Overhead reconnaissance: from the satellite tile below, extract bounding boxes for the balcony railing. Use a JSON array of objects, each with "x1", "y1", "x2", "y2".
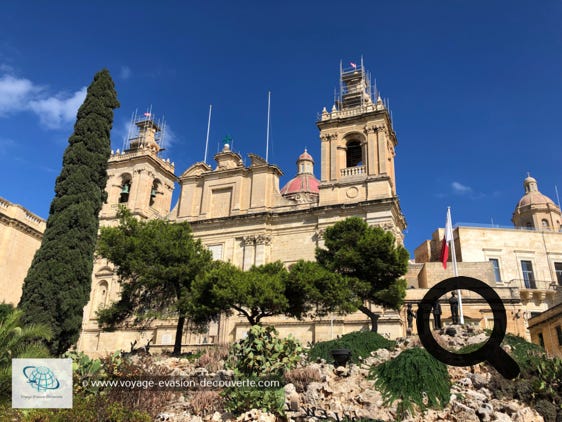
[
  {"x1": 504, "y1": 279, "x2": 559, "y2": 291},
  {"x1": 340, "y1": 166, "x2": 366, "y2": 177}
]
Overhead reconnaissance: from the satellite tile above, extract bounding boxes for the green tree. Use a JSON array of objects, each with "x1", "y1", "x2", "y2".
[
  {"x1": 189, "y1": 260, "x2": 357, "y2": 326},
  {"x1": 96, "y1": 209, "x2": 213, "y2": 355},
  {"x1": 284, "y1": 260, "x2": 361, "y2": 318},
  {"x1": 19, "y1": 69, "x2": 119, "y2": 355},
  {"x1": 0, "y1": 309, "x2": 52, "y2": 401},
  {"x1": 316, "y1": 217, "x2": 409, "y2": 332},
  {"x1": 190, "y1": 261, "x2": 289, "y2": 326}
]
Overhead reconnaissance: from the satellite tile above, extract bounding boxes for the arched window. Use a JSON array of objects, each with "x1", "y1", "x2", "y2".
[
  {"x1": 542, "y1": 219, "x2": 550, "y2": 229},
  {"x1": 150, "y1": 180, "x2": 160, "y2": 207},
  {"x1": 526, "y1": 222, "x2": 533, "y2": 229},
  {"x1": 346, "y1": 140, "x2": 362, "y2": 167},
  {"x1": 119, "y1": 176, "x2": 132, "y2": 203},
  {"x1": 90, "y1": 280, "x2": 109, "y2": 319}
]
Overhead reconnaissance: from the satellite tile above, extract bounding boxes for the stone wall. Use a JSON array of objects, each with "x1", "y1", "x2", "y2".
[{"x1": 0, "y1": 197, "x2": 45, "y2": 305}]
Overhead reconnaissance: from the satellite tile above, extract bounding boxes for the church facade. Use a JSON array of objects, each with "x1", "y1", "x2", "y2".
[
  {"x1": 78, "y1": 63, "x2": 410, "y2": 355},
  {"x1": 1, "y1": 62, "x2": 534, "y2": 355}
]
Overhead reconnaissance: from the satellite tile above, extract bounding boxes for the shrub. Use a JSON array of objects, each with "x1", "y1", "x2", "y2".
[
  {"x1": 222, "y1": 380, "x2": 285, "y2": 416},
  {"x1": 188, "y1": 390, "x2": 224, "y2": 417},
  {"x1": 101, "y1": 354, "x2": 175, "y2": 418},
  {"x1": 308, "y1": 331, "x2": 395, "y2": 364},
  {"x1": 222, "y1": 325, "x2": 300, "y2": 416},
  {"x1": 226, "y1": 325, "x2": 302, "y2": 377},
  {"x1": 370, "y1": 347, "x2": 450, "y2": 418},
  {"x1": 284, "y1": 366, "x2": 322, "y2": 392},
  {"x1": 63, "y1": 350, "x2": 105, "y2": 395},
  {"x1": 534, "y1": 399, "x2": 557, "y2": 422},
  {"x1": 196, "y1": 345, "x2": 229, "y2": 372},
  {"x1": 0, "y1": 309, "x2": 52, "y2": 403},
  {"x1": 5, "y1": 394, "x2": 152, "y2": 421}
]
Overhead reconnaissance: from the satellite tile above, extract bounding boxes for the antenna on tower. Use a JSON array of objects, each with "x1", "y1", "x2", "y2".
[
  {"x1": 204, "y1": 104, "x2": 212, "y2": 163},
  {"x1": 159, "y1": 117, "x2": 166, "y2": 153},
  {"x1": 123, "y1": 109, "x2": 136, "y2": 151},
  {"x1": 266, "y1": 91, "x2": 271, "y2": 162},
  {"x1": 339, "y1": 60, "x2": 343, "y2": 110}
]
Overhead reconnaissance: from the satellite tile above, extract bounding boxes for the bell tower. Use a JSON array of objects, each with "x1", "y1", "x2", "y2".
[
  {"x1": 99, "y1": 113, "x2": 176, "y2": 223},
  {"x1": 317, "y1": 60, "x2": 405, "y2": 240}
]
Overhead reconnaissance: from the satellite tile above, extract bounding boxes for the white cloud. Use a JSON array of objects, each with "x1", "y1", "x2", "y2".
[
  {"x1": 451, "y1": 181, "x2": 472, "y2": 194},
  {"x1": 0, "y1": 74, "x2": 39, "y2": 113},
  {"x1": 119, "y1": 66, "x2": 131, "y2": 80},
  {"x1": 0, "y1": 70, "x2": 86, "y2": 129},
  {"x1": 28, "y1": 87, "x2": 87, "y2": 129}
]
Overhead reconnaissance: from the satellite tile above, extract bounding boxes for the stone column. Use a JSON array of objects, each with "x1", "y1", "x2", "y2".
[
  {"x1": 242, "y1": 236, "x2": 256, "y2": 270},
  {"x1": 254, "y1": 234, "x2": 272, "y2": 266},
  {"x1": 365, "y1": 125, "x2": 379, "y2": 176}
]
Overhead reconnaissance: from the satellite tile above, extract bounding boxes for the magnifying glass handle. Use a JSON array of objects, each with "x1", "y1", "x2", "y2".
[{"x1": 486, "y1": 348, "x2": 520, "y2": 380}]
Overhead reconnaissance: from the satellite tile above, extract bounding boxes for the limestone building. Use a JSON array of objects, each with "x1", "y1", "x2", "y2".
[
  {"x1": 528, "y1": 303, "x2": 562, "y2": 357},
  {"x1": 0, "y1": 197, "x2": 45, "y2": 305},
  {"x1": 78, "y1": 62, "x2": 410, "y2": 355},
  {"x1": 414, "y1": 176, "x2": 562, "y2": 330}
]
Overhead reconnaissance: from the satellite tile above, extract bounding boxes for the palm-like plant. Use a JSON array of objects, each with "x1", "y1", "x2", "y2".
[{"x1": 0, "y1": 308, "x2": 52, "y2": 401}]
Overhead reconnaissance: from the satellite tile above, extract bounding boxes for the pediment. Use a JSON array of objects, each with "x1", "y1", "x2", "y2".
[
  {"x1": 179, "y1": 162, "x2": 212, "y2": 178},
  {"x1": 95, "y1": 265, "x2": 114, "y2": 278}
]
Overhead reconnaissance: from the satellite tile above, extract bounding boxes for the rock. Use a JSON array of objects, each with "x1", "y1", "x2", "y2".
[
  {"x1": 215, "y1": 369, "x2": 234, "y2": 380},
  {"x1": 457, "y1": 377, "x2": 472, "y2": 387},
  {"x1": 373, "y1": 348, "x2": 390, "y2": 360},
  {"x1": 445, "y1": 327, "x2": 457, "y2": 336},
  {"x1": 157, "y1": 413, "x2": 174, "y2": 421},
  {"x1": 284, "y1": 383, "x2": 296, "y2": 395},
  {"x1": 334, "y1": 366, "x2": 350, "y2": 377},
  {"x1": 512, "y1": 407, "x2": 544, "y2": 422},
  {"x1": 210, "y1": 412, "x2": 222, "y2": 422},
  {"x1": 493, "y1": 412, "x2": 513, "y2": 422},
  {"x1": 502, "y1": 344, "x2": 512, "y2": 353},
  {"x1": 502, "y1": 401, "x2": 521, "y2": 415},
  {"x1": 478, "y1": 387, "x2": 493, "y2": 399},
  {"x1": 464, "y1": 389, "x2": 487, "y2": 403},
  {"x1": 476, "y1": 403, "x2": 493, "y2": 421},
  {"x1": 466, "y1": 333, "x2": 489, "y2": 345},
  {"x1": 468, "y1": 372, "x2": 490, "y2": 388}
]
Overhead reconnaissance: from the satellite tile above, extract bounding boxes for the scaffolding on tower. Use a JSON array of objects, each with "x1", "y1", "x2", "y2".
[{"x1": 123, "y1": 106, "x2": 167, "y2": 156}]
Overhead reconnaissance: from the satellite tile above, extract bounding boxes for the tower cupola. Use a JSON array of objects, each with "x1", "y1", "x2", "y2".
[{"x1": 512, "y1": 174, "x2": 561, "y2": 231}]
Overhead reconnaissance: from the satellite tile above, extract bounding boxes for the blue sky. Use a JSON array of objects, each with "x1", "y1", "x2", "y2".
[{"x1": 1, "y1": 2, "x2": 561, "y2": 256}]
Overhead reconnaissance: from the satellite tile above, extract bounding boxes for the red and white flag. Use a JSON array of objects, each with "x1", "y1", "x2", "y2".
[
  {"x1": 440, "y1": 208, "x2": 453, "y2": 269},
  {"x1": 350, "y1": 62, "x2": 357, "y2": 69}
]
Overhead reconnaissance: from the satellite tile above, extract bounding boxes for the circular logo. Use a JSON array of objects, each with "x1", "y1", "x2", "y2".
[
  {"x1": 416, "y1": 276, "x2": 520, "y2": 380},
  {"x1": 23, "y1": 366, "x2": 61, "y2": 392}
]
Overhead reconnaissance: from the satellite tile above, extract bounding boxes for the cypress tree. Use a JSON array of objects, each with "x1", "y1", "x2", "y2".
[{"x1": 19, "y1": 69, "x2": 119, "y2": 355}]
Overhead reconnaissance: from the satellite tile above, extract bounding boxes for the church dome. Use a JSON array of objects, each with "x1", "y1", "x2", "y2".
[
  {"x1": 516, "y1": 176, "x2": 556, "y2": 208},
  {"x1": 280, "y1": 173, "x2": 320, "y2": 196},
  {"x1": 512, "y1": 174, "x2": 561, "y2": 230},
  {"x1": 280, "y1": 149, "x2": 320, "y2": 200}
]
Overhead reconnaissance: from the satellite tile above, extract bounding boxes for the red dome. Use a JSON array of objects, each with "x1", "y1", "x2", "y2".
[
  {"x1": 298, "y1": 150, "x2": 314, "y2": 162},
  {"x1": 281, "y1": 173, "x2": 320, "y2": 196}
]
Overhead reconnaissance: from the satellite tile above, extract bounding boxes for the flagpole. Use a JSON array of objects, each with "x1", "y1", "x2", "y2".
[
  {"x1": 265, "y1": 91, "x2": 271, "y2": 162},
  {"x1": 204, "y1": 104, "x2": 212, "y2": 164},
  {"x1": 448, "y1": 206, "x2": 464, "y2": 324}
]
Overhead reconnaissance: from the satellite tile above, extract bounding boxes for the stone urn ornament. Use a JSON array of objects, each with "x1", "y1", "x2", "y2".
[{"x1": 331, "y1": 348, "x2": 352, "y2": 367}]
